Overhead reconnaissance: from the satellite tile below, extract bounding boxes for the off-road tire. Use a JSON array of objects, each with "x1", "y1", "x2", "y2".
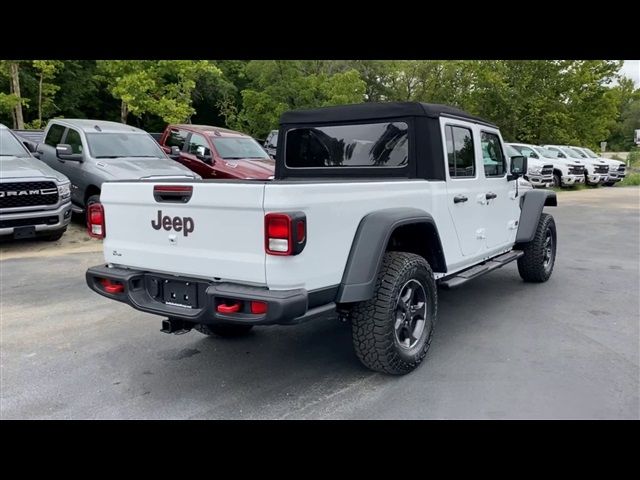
[
  {"x1": 349, "y1": 252, "x2": 437, "y2": 375},
  {"x1": 194, "y1": 323, "x2": 254, "y2": 337},
  {"x1": 517, "y1": 213, "x2": 557, "y2": 283},
  {"x1": 604, "y1": 181, "x2": 616, "y2": 187}
]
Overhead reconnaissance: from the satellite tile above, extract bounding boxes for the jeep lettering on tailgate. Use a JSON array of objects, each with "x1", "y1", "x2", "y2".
[{"x1": 151, "y1": 210, "x2": 194, "y2": 236}]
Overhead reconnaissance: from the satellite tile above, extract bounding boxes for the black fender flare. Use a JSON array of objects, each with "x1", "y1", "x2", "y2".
[
  {"x1": 515, "y1": 189, "x2": 557, "y2": 244},
  {"x1": 336, "y1": 207, "x2": 445, "y2": 304}
]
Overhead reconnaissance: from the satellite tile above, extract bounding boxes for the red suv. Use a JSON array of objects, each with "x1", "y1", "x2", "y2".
[{"x1": 158, "y1": 124, "x2": 274, "y2": 179}]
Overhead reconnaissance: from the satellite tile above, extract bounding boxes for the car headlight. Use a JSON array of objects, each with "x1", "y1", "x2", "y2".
[{"x1": 58, "y1": 182, "x2": 71, "y2": 199}]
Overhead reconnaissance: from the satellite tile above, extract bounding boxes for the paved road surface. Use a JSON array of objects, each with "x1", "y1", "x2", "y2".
[{"x1": 1, "y1": 187, "x2": 638, "y2": 419}]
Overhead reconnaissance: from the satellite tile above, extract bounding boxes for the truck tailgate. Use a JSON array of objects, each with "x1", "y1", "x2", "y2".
[{"x1": 101, "y1": 181, "x2": 266, "y2": 285}]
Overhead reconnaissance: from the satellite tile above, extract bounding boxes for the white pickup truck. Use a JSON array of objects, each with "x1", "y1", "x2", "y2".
[{"x1": 86, "y1": 102, "x2": 558, "y2": 375}]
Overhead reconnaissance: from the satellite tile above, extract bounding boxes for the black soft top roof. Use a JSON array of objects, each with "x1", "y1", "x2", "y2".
[{"x1": 280, "y1": 101, "x2": 496, "y2": 128}]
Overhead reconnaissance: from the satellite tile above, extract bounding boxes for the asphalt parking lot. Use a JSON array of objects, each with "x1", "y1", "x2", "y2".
[{"x1": 1, "y1": 187, "x2": 638, "y2": 419}]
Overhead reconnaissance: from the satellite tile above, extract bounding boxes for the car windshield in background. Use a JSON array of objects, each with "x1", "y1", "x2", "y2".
[
  {"x1": 582, "y1": 148, "x2": 600, "y2": 158},
  {"x1": 534, "y1": 146, "x2": 558, "y2": 158},
  {"x1": 0, "y1": 129, "x2": 30, "y2": 158},
  {"x1": 212, "y1": 137, "x2": 270, "y2": 160},
  {"x1": 86, "y1": 132, "x2": 165, "y2": 159},
  {"x1": 570, "y1": 148, "x2": 587, "y2": 158},
  {"x1": 511, "y1": 144, "x2": 537, "y2": 157},
  {"x1": 285, "y1": 122, "x2": 409, "y2": 168},
  {"x1": 505, "y1": 144, "x2": 521, "y2": 157},
  {"x1": 560, "y1": 147, "x2": 582, "y2": 159}
]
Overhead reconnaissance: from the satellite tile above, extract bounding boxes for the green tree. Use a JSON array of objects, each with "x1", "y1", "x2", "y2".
[
  {"x1": 30, "y1": 60, "x2": 64, "y2": 128},
  {"x1": 96, "y1": 60, "x2": 221, "y2": 124},
  {"x1": 0, "y1": 61, "x2": 28, "y2": 128}
]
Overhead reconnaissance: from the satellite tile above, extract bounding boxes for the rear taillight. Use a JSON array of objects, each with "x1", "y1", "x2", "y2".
[
  {"x1": 265, "y1": 212, "x2": 306, "y2": 256},
  {"x1": 87, "y1": 203, "x2": 105, "y2": 239}
]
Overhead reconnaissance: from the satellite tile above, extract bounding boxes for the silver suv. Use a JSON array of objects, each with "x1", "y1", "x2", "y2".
[{"x1": 38, "y1": 119, "x2": 199, "y2": 213}]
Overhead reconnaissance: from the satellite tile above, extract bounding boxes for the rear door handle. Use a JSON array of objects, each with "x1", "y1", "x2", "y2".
[
  {"x1": 485, "y1": 192, "x2": 497, "y2": 200},
  {"x1": 453, "y1": 195, "x2": 468, "y2": 204}
]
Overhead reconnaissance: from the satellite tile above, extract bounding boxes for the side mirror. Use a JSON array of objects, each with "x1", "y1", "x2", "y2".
[
  {"x1": 529, "y1": 152, "x2": 538, "y2": 158},
  {"x1": 23, "y1": 140, "x2": 37, "y2": 153},
  {"x1": 168, "y1": 145, "x2": 181, "y2": 160},
  {"x1": 56, "y1": 144, "x2": 83, "y2": 162},
  {"x1": 508, "y1": 155, "x2": 527, "y2": 181}
]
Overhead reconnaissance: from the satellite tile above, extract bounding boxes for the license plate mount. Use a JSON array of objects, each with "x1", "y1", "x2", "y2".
[{"x1": 161, "y1": 279, "x2": 198, "y2": 308}]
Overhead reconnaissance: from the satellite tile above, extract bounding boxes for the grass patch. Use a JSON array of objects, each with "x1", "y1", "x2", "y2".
[{"x1": 620, "y1": 172, "x2": 640, "y2": 186}]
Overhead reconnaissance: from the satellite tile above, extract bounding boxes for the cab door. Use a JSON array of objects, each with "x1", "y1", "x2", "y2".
[
  {"x1": 478, "y1": 129, "x2": 520, "y2": 251},
  {"x1": 183, "y1": 132, "x2": 217, "y2": 178},
  {"x1": 443, "y1": 120, "x2": 486, "y2": 259}
]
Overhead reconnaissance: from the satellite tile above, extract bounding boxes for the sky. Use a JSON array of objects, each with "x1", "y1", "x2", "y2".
[{"x1": 620, "y1": 60, "x2": 640, "y2": 86}]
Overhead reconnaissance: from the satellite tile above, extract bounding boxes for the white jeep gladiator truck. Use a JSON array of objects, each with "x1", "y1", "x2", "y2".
[{"x1": 86, "y1": 102, "x2": 558, "y2": 375}]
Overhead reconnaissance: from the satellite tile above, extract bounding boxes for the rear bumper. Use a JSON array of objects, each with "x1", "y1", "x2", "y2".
[
  {"x1": 86, "y1": 264, "x2": 331, "y2": 326},
  {"x1": 0, "y1": 201, "x2": 72, "y2": 237}
]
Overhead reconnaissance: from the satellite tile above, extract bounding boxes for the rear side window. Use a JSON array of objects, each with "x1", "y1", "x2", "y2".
[
  {"x1": 65, "y1": 128, "x2": 84, "y2": 154},
  {"x1": 165, "y1": 129, "x2": 188, "y2": 150},
  {"x1": 45, "y1": 124, "x2": 65, "y2": 146},
  {"x1": 481, "y1": 131, "x2": 506, "y2": 177},
  {"x1": 285, "y1": 122, "x2": 409, "y2": 168},
  {"x1": 445, "y1": 125, "x2": 475, "y2": 178}
]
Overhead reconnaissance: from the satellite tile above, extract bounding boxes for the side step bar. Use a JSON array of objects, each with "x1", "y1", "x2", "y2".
[{"x1": 439, "y1": 250, "x2": 524, "y2": 289}]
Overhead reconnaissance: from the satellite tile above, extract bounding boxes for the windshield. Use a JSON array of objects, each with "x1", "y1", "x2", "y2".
[
  {"x1": 212, "y1": 137, "x2": 270, "y2": 160},
  {"x1": 86, "y1": 132, "x2": 166, "y2": 158},
  {"x1": 504, "y1": 144, "x2": 521, "y2": 157},
  {"x1": 560, "y1": 147, "x2": 582, "y2": 159},
  {"x1": 0, "y1": 129, "x2": 31, "y2": 158},
  {"x1": 510, "y1": 144, "x2": 538, "y2": 158},
  {"x1": 570, "y1": 148, "x2": 587, "y2": 158},
  {"x1": 534, "y1": 146, "x2": 558, "y2": 158},
  {"x1": 582, "y1": 147, "x2": 599, "y2": 158}
]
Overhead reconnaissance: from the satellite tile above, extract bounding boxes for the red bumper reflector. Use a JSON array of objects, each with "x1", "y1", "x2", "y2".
[
  {"x1": 250, "y1": 301, "x2": 268, "y2": 314},
  {"x1": 217, "y1": 302, "x2": 242, "y2": 313},
  {"x1": 100, "y1": 278, "x2": 124, "y2": 294}
]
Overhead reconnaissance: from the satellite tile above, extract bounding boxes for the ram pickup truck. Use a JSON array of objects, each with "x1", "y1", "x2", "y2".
[
  {"x1": 509, "y1": 143, "x2": 585, "y2": 188},
  {"x1": 570, "y1": 146, "x2": 626, "y2": 186},
  {"x1": 157, "y1": 124, "x2": 274, "y2": 180},
  {"x1": 543, "y1": 144, "x2": 609, "y2": 186},
  {"x1": 505, "y1": 143, "x2": 553, "y2": 187},
  {"x1": 86, "y1": 102, "x2": 558, "y2": 375},
  {"x1": 0, "y1": 124, "x2": 71, "y2": 240},
  {"x1": 37, "y1": 119, "x2": 199, "y2": 214}
]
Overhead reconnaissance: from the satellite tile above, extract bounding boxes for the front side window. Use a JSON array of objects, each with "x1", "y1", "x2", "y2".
[
  {"x1": 65, "y1": 128, "x2": 84, "y2": 154},
  {"x1": 582, "y1": 148, "x2": 599, "y2": 158},
  {"x1": 446, "y1": 125, "x2": 475, "y2": 178},
  {"x1": 285, "y1": 122, "x2": 409, "y2": 168},
  {"x1": 481, "y1": 132, "x2": 506, "y2": 177},
  {"x1": 534, "y1": 146, "x2": 558, "y2": 158},
  {"x1": 547, "y1": 146, "x2": 566, "y2": 158},
  {"x1": 86, "y1": 132, "x2": 165, "y2": 159},
  {"x1": 45, "y1": 124, "x2": 65, "y2": 146},
  {"x1": 570, "y1": 148, "x2": 587, "y2": 158},
  {"x1": 186, "y1": 133, "x2": 211, "y2": 157}
]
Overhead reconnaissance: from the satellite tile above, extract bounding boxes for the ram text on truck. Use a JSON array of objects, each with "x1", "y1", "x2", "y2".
[{"x1": 86, "y1": 102, "x2": 558, "y2": 375}]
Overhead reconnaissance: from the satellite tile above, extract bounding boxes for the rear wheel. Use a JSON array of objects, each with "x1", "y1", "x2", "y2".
[
  {"x1": 349, "y1": 252, "x2": 437, "y2": 375},
  {"x1": 517, "y1": 213, "x2": 557, "y2": 283},
  {"x1": 194, "y1": 323, "x2": 254, "y2": 337}
]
